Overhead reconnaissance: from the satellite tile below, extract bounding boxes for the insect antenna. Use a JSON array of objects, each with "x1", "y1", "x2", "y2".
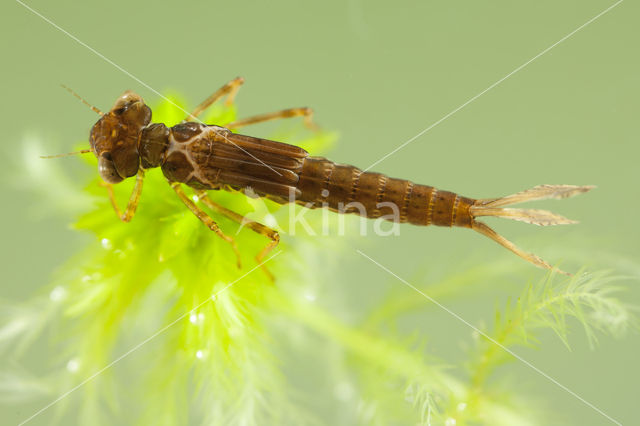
[
  {"x1": 61, "y1": 84, "x2": 104, "y2": 116},
  {"x1": 40, "y1": 85, "x2": 100, "y2": 159},
  {"x1": 40, "y1": 149, "x2": 93, "y2": 159}
]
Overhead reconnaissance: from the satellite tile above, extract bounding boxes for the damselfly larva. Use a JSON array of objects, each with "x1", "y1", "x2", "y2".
[{"x1": 48, "y1": 78, "x2": 593, "y2": 277}]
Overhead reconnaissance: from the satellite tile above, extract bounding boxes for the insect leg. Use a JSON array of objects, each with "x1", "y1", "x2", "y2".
[
  {"x1": 185, "y1": 76, "x2": 245, "y2": 121},
  {"x1": 170, "y1": 183, "x2": 242, "y2": 268},
  {"x1": 100, "y1": 168, "x2": 145, "y2": 222},
  {"x1": 226, "y1": 107, "x2": 318, "y2": 131},
  {"x1": 196, "y1": 191, "x2": 280, "y2": 281}
]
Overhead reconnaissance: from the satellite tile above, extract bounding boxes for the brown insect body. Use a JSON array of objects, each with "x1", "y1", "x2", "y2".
[
  {"x1": 91, "y1": 94, "x2": 473, "y2": 227},
  {"x1": 78, "y1": 82, "x2": 592, "y2": 276}
]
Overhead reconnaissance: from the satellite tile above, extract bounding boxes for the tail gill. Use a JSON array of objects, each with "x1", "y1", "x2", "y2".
[{"x1": 468, "y1": 184, "x2": 594, "y2": 275}]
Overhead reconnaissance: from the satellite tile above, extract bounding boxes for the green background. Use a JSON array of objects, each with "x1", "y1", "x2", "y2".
[{"x1": 1, "y1": 0, "x2": 638, "y2": 424}]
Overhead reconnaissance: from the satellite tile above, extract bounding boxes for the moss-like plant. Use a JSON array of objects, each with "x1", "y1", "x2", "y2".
[{"x1": 1, "y1": 95, "x2": 635, "y2": 425}]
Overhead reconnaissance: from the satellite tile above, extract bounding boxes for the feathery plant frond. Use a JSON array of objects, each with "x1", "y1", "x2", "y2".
[
  {"x1": 471, "y1": 271, "x2": 632, "y2": 388},
  {"x1": 462, "y1": 270, "x2": 634, "y2": 425},
  {"x1": 358, "y1": 263, "x2": 635, "y2": 425},
  {"x1": 2, "y1": 94, "x2": 337, "y2": 426}
]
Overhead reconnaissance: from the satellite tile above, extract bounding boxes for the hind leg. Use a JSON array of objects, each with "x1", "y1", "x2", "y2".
[
  {"x1": 171, "y1": 183, "x2": 242, "y2": 268},
  {"x1": 196, "y1": 191, "x2": 280, "y2": 281}
]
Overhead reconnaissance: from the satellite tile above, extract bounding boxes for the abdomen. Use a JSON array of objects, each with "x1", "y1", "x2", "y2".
[{"x1": 295, "y1": 157, "x2": 475, "y2": 227}]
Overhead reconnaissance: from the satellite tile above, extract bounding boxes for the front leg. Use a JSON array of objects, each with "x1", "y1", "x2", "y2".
[
  {"x1": 100, "y1": 168, "x2": 145, "y2": 222},
  {"x1": 171, "y1": 182, "x2": 242, "y2": 268}
]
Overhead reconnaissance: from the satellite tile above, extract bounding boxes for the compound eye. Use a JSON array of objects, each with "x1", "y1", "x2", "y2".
[
  {"x1": 113, "y1": 91, "x2": 143, "y2": 112},
  {"x1": 98, "y1": 153, "x2": 124, "y2": 184}
]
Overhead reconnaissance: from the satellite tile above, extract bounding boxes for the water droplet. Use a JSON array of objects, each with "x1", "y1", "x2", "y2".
[
  {"x1": 198, "y1": 313, "x2": 205, "y2": 322},
  {"x1": 195, "y1": 350, "x2": 205, "y2": 359},
  {"x1": 211, "y1": 282, "x2": 226, "y2": 301},
  {"x1": 101, "y1": 238, "x2": 112, "y2": 250},
  {"x1": 189, "y1": 313, "x2": 198, "y2": 324},
  {"x1": 321, "y1": 189, "x2": 330, "y2": 198},
  {"x1": 66, "y1": 358, "x2": 79, "y2": 373},
  {"x1": 49, "y1": 286, "x2": 67, "y2": 302},
  {"x1": 192, "y1": 195, "x2": 199, "y2": 202},
  {"x1": 445, "y1": 418, "x2": 456, "y2": 426},
  {"x1": 457, "y1": 402, "x2": 467, "y2": 412}
]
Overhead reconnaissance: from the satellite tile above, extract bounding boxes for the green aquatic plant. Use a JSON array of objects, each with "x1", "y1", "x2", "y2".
[{"x1": 1, "y1": 94, "x2": 635, "y2": 425}]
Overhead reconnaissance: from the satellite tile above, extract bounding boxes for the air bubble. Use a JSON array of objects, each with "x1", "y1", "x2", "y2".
[
  {"x1": 101, "y1": 238, "x2": 112, "y2": 250},
  {"x1": 264, "y1": 214, "x2": 278, "y2": 228},
  {"x1": 334, "y1": 382, "x2": 354, "y2": 401},
  {"x1": 49, "y1": 286, "x2": 67, "y2": 302},
  {"x1": 66, "y1": 358, "x2": 79, "y2": 373}
]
